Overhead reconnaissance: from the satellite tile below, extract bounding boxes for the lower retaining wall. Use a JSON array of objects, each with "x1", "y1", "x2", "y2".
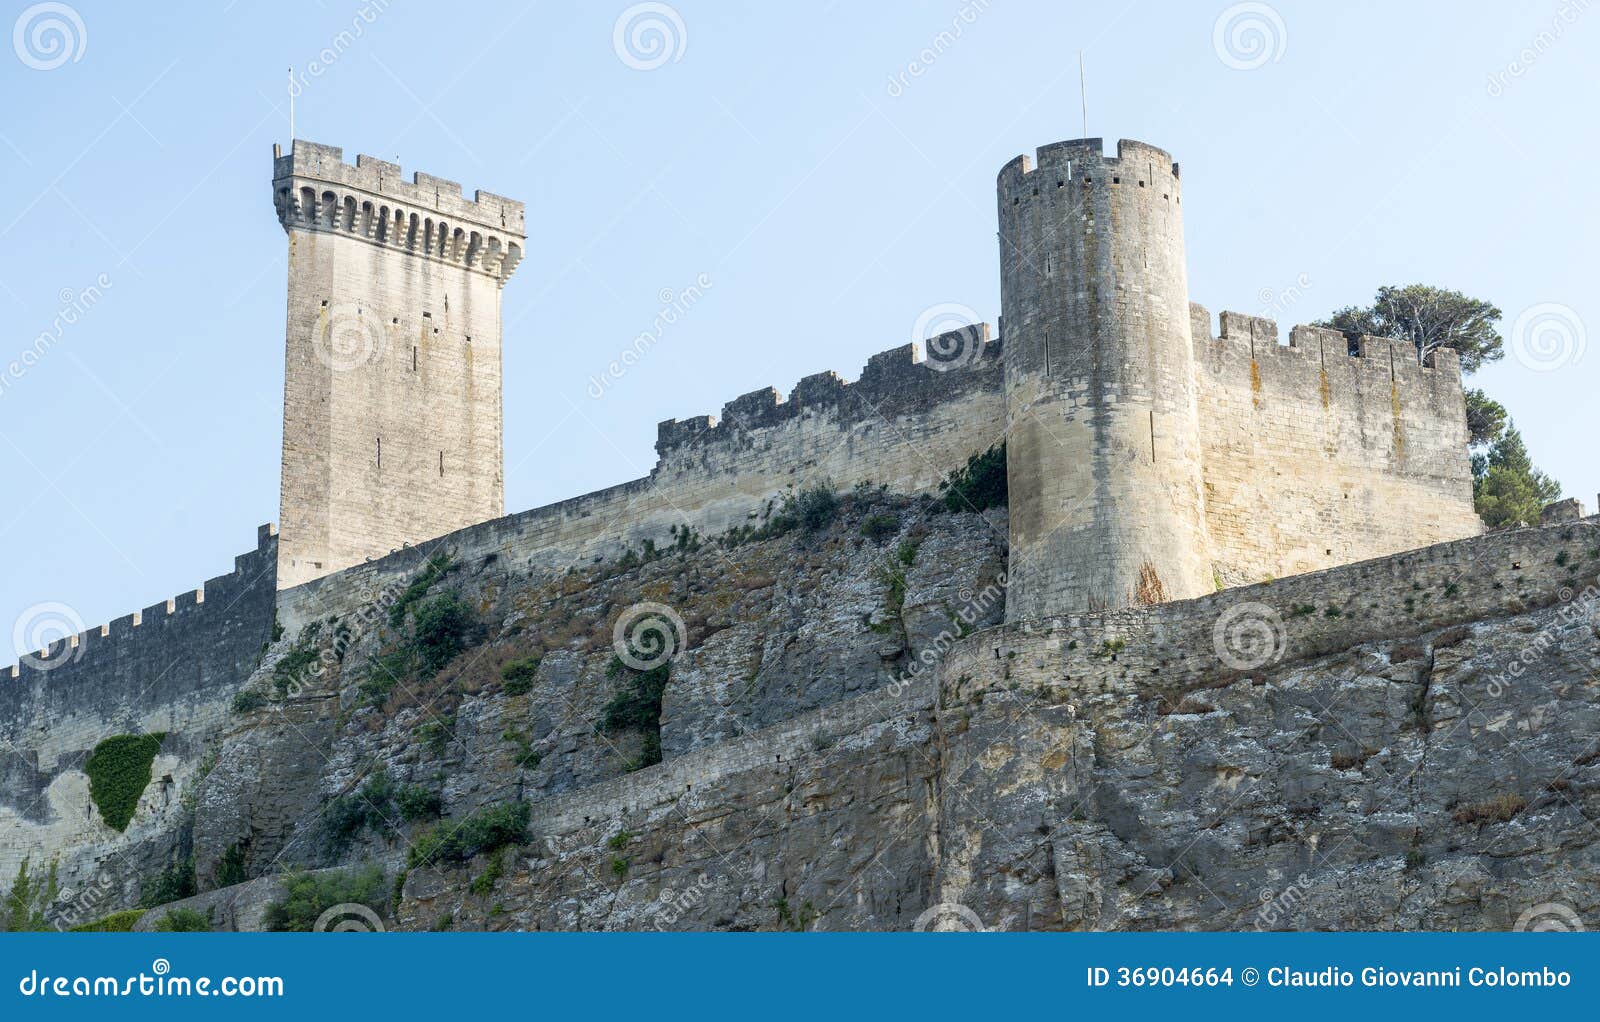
[{"x1": 942, "y1": 515, "x2": 1600, "y2": 707}]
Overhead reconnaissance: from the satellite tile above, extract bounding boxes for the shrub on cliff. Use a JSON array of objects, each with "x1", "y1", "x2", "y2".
[
  {"x1": 768, "y1": 485, "x2": 839, "y2": 535},
  {"x1": 153, "y1": 908, "x2": 211, "y2": 932},
  {"x1": 940, "y1": 442, "x2": 1006, "y2": 513},
  {"x1": 263, "y1": 865, "x2": 387, "y2": 932},
  {"x1": 83, "y1": 732, "x2": 166, "y2": 832},
  {"x1": 407, "y1": 801, "x2": 530, "y2": 869}
]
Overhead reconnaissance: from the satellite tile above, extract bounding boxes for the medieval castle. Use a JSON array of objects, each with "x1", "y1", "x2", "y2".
[
  {"x1": 10, "y1": 135, "x2": 1561, "y2": 934},
  {"x1": 4, "y1": 134, "x2": 1484, "y2": 680}
]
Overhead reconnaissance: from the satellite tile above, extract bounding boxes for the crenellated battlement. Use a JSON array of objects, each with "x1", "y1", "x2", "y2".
[
  {"x1": 1193, "y1": 304, "x2": 1463, "y2": 380},
  {"x1": 655, "y1": 326, "x2": 998, "y2": 458},
  {"x1": 2, "y1": 524, "x2": 277, "y2": 682},
  {"x1": 997, "y1": 137, "x2": 1180, "y2": 201},
  {"x1": 272, "y1": 140, "x2": 524, "y2": 282}
]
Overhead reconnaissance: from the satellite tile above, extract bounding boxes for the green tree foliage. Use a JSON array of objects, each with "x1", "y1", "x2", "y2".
[
  {"x1": 153, "y1": 908, "x2": 211, "y2": 932},
  {"x1": 599, "y1": 657, "x2": 670, "y2": 770},
  {"x1": 3, "y1": 857, "x2": 58, "y2": 932},
  {"x1": 140, "y1": 859, "x2": 196, "y2": 908},
  {"x1": 1317, "y1": 284, "x2": 1504, "y2": 373},
  {"x1": 939, "y1": 442, "x2": 1007, "y2": 513},
  {"x1": 1464, "y1": 388, "x2": 1509, "y2": 448},
  {"x1": 263, "y1": 866, "x2": 387, "y2": 932},
  {"x1": 83, "y1": 733, "x2": 166, "y2": 832},
  {"x1": 407, "y1": 802, "x2": 530, "y2": 869},
  {"x1": 1473, "y1": 423, "x2": 1562, "y2": 528}
]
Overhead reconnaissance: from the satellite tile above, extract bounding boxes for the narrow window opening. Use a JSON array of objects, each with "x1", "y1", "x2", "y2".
[
  {"x1": 1043, "y1": 330, "x2": 1051, "y2": 376},
  {"x1": 412, "y1": 346, "x2": 418, "y2": 371},
  {"x1": 1149, "y1": 410, "x2": 1156, "y2": 462},
  {"x1": 320, "y1": 299, "x2": 328, "y2": 307},
  {"x1": 422, "y1": 310, "x2": 432, "y2": 319},
  {"x1": 439, "y1": 451, "x2": 444, "y2": 477},
  {"x1": 376, "y1": 436, "x2": 381, "y2": 469}
]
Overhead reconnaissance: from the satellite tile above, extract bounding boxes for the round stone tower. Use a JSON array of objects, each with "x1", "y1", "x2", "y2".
[{"x1": 997, "y1": 138, "x2": 1212, "y2": 620}]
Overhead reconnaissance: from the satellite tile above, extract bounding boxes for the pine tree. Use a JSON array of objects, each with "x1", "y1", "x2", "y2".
[{"x1": 1473, "y1": 423, "x2": 1562, "y2": 528}]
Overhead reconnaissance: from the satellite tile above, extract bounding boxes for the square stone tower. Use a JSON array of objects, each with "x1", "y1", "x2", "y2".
[{"x1": 271, "y1": 140, "x2": 525, "y2": 589}]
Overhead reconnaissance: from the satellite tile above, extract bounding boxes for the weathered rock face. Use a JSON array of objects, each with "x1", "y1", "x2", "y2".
[{"x1": 11, "y1": 501, "x2": 1600, "y2": 933}]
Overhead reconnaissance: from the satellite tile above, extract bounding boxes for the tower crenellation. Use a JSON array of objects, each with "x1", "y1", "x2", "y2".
[{"x1": 273, "y1": 139, "x2": 525, "y2": 589}]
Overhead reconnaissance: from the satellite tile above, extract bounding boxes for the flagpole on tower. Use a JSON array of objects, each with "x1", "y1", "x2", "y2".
[{"x1": 1078, "y1": 51, "x2": 1088, "y2": 138}]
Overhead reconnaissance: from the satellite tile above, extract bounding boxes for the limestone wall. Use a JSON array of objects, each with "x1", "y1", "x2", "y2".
[
  {"x1": 998, "y1": 138, "x2": 1213, "y2": 619},
  {"x1": 1193, "y1": 306, "x2": 1482, "y2": 586},
  {"x1": 273, "y1": 140, "x2": 524, "y2": 589},
  {"x1": 0, "y1": 526, "x2": 278, "y2": 911},
  {"x1": 280, "y1": 330, "x2": 1006, "y2": 627}
]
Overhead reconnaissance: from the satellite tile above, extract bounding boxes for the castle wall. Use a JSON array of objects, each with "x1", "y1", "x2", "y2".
[
  {"x1": 280, "y1": 331, "x2": 1005, "y2": 627},
  {"x1": 0, "y1": 527, "x2": 278, "y2": 908},
  {"x1": 273, "y1": 141, "x2": 524, "y2": 589},
  {"x1": 1193, "y1": 307, "x2": 1482, "y2": 586},
  {"x1": 997, "y1": 139, "x2": 1212, "y2": 619}
]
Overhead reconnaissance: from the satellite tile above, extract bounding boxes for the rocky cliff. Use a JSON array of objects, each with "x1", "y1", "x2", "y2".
[{"x1": 7, "y1": 490, "x2": 1598, "y2": 932}]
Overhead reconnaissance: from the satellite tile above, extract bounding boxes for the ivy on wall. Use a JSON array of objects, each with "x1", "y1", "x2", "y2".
[{"x1": 83, "y1": 733, "x2": 166, "y2": 832}]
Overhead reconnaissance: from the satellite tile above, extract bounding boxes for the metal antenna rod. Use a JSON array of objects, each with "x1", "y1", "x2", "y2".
[{"x1": 1078, "y1": 51, "x2": 1088, "y2": 138}]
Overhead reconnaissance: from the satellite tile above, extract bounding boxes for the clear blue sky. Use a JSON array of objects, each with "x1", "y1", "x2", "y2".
[{"x1": 1, "y1": 0, "x2": 1595, "y2": 659}]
